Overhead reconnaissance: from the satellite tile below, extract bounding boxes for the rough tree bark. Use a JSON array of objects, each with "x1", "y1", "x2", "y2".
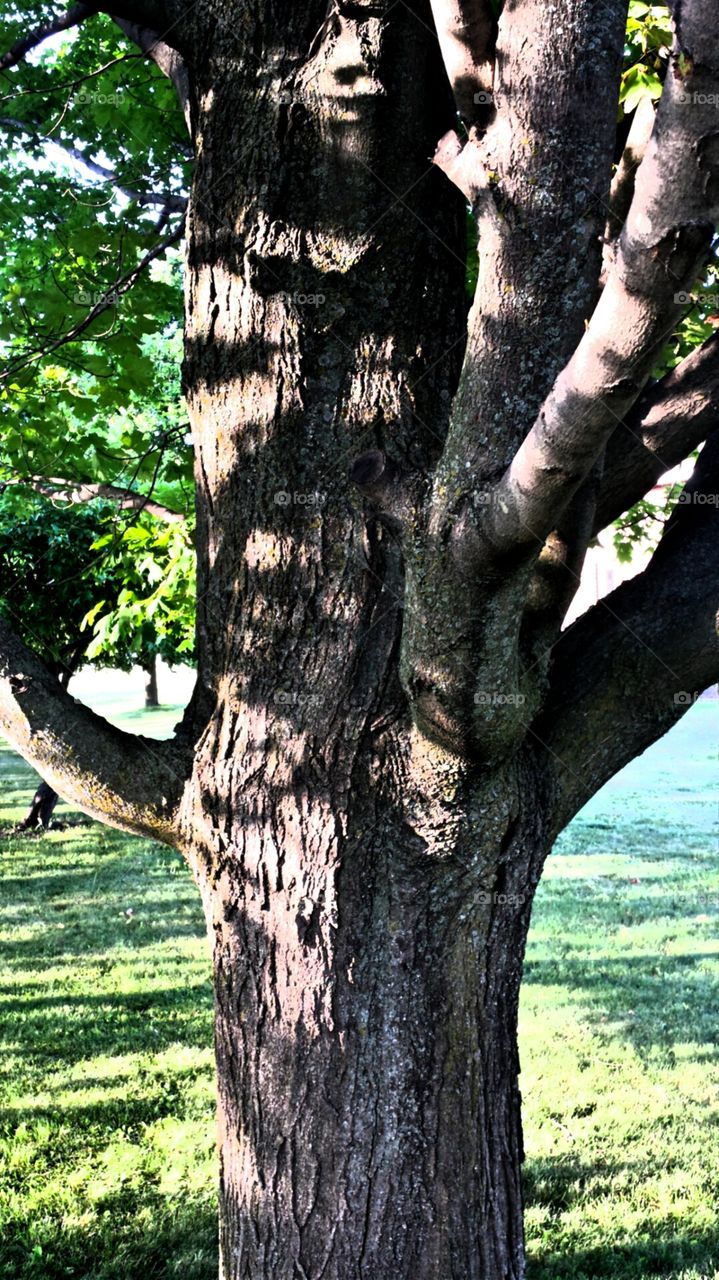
[{"x1": 1, "y1": 1, "x2": 719, "y2": 1278}]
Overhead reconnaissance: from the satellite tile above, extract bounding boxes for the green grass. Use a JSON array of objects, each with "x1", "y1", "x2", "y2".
[
  {"x1": 0, "y1": 706, "x2": 216, "y2": 1280},
  {"x1": 522, "y1": 702, "x2": 719, "y2": 1280},
  {"x1": 0, "y1": 679, "x2": 717, "y2": 1279}
]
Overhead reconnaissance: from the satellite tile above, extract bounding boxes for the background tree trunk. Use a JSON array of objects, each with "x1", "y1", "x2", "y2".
[
  {"x1": 17, "y1": 779, "x2": 59, "y2": 830},
  {"x1": 144, "y1": 654, "x2": 159, "y2": 708}
]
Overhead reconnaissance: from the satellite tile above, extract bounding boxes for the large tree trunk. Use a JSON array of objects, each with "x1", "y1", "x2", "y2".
[
  {"x1": 191, "y1": 737, "x2": 546, "y2": 1280},
  {"x1": 175, "y1": 3, "x2": 543, "y2": 1276}
]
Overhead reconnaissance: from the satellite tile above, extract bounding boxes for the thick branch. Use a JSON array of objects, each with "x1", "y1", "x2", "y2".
[
  {"x1": 595, "y1": 331, "x2": 719, "y2": 532},
  {"x1": 401, "y1": 0, "x2": 629, "y2": 757},
  {"x1": 0, "y1": 618, "x2": 190, "y2": 843},
  {"x1": 536, "y1": 431, "x2": 719, "y2": 832},
  {"x1": 3, "y1": 474, "x2": 185, "y2": 523},
  {"x1": 0, "y1": 4, "x2": 95, "y2": 72},
  {"x1": 428, "y1": 0, "x2": 494, "y2": 125},
  {"x1": 111, "y1": 17, "x2": 191, "y2": 135},
  {"x1": 482, "y1": 2, "x2": 719, "y2": 561}
]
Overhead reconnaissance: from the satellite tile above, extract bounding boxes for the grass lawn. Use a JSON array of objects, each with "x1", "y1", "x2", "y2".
[{"x1": 0, "y1": 673, "x2": 717, "y2": 1279}]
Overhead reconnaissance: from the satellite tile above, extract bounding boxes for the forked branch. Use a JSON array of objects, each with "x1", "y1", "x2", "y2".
[{"x1": 482, "y1": 1, "x2": 719, "y2": 562}]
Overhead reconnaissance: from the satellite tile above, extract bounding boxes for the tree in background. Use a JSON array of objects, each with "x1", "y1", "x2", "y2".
[
  {"x1": 1, "y1": 2, "x2": 719, "y2": 1276},
  {"x1": 0, "y1": 490, "x2": 194, "y2": 824}
]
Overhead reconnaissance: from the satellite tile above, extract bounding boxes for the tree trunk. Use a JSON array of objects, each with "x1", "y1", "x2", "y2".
[
  {"x1": 18, "y1": 779, "x2": 59, "y2": 830},
  {"x1": 173, "y1": 2, "x2": 571, "y2": 1276},
  {"x1": 191, "y1": 744, "x2": 545, "y2": 1280},
  {"x1": 144, "y1": 654, "x2": 159, "y2": 708}
]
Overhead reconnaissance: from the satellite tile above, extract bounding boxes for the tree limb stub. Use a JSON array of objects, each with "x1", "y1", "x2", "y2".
[{"x1": 349, "y1": 450, "x2": 421, "y2": 529}]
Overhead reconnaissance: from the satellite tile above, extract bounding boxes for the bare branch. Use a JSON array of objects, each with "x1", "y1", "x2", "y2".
[
  {"x1": 428, "y1": 0, "x2": 494, "y2": 125},
  {"x1": 0, "y1": 617, "x2": 191, "y2": 844},
  {"x1": 595, "y1": 331, "x2": 719, "y2": 532},
  {"x1": 0, "y1": 4, "x2": 95, "y2": 72},
  {"x1": 2, "y1": 473, "x2": 186, "y2": 523},
  {"x1": 0, "y1": 115, "x2": 187, "y2": 210},
  {"x1": 482, "y1": 3, "x2": 719, "y2": 561},
  {"x1": 536, "y1": 431, "x2": 719, "y2": 832}
]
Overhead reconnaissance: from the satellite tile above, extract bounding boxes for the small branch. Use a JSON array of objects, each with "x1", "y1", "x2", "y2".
[
  {"x1": 595, "y1": 332, "x2": 719, "y2": 532},
  {"x1": 3, "y1": 473, "x2": 186, "y2": 523},
  {"x1": 0, "y1": 617, "x2": 191, "y2": 844},
  {"x1": 0, "y1": 218, "x2": 184, "y2": 383},
  {"x1": 537, "y1": 430, "x2": 719, "y2": 832},
  {"x1": 0, "y1": 115, "x2": 186, "y2": 211},
  {"x1": 0, "y1": 4, "x2": 95, "y2": 73}
]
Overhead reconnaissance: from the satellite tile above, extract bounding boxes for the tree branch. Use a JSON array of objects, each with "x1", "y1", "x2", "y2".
[
  {"x1": 0, "y1": 4, "x2": 96, "y2": 72},
  {"x1": 400, "y1": 0, "x2": 629, "y2": 756},
  {"x1": 2, "y1": 473, "x2": 186, "y2": 523},
  {"x1": 428, "y1": 0, "x2": 495, "y2": 126},
  {"x1": 536, "y1": 430, "x2": 719, "y2": 832},
  {"x1": 0, "y1": 617, "x2": 190, "y2": 843},
  {"x1": 482, "y1": 2, "x2": 719, "y2": 561},
  {"x1": 111, "y1": 17, "x2": 191, "y2": 135},
  {"x1": 0, "y1": 218, "x2": 184, "y2": 383},
  {"x1": 0, "y1": 115, "x2": 187, "y2": 211},
  {"x1": 594, "y1": 331, "x2": 719, "y2": 532}
]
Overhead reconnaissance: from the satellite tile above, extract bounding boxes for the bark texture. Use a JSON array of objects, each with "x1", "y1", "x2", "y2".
[{"x1": 1, "y1": 2, "x2": 719, "y2": 1279}]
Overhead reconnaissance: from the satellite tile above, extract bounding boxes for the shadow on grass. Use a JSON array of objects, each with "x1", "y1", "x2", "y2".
[
  {"x1": 527, "y1": 1222, "x2": 719, "y2": 1280},
  {"x1": 525, "y1": 1154, "x2": 719, "y2": 1277},
  {"x1": 524, "y1": 945, "x2": 719, "y2": 1058},
  {"x1": 0, "y1": 1185, "x2": 218, "y2": 1280}
]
